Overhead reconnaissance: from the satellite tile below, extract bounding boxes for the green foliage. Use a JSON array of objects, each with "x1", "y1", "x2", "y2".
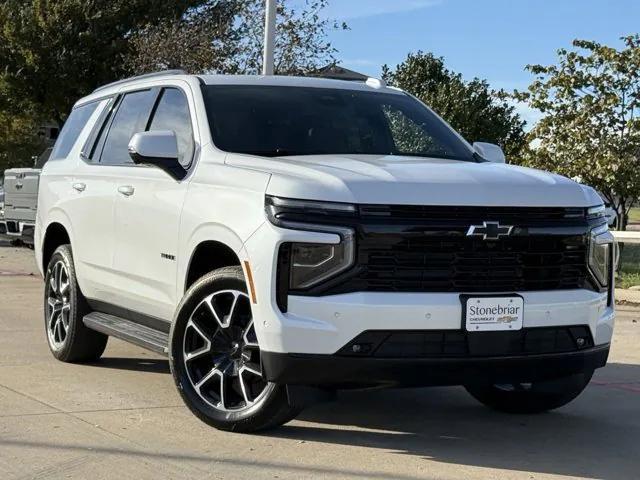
[
  {"x1": 617, "y1": 243, "x2": 640, "y2": 288},
  {"x1": 126, "y1": 0, "x2": 348, "y2": 75},
  {"x1": 0, "y1": 110, "x2": 45, "y2": 172},
  {"x1": 515, "y1": 36, "x2": 640, "y2": 229},
  {"x1": 125, "y1": 1, "x2": 242, "y2": 74},
  {"x1": 0, "y1": 0, "x2": 202, "y2": 125},
  {"x1": 0, "y1": 0, "x2": 347, "y2": 170},
  {"x1": 233, "y1": 0, "x2": 348, "y2": 75},
  {"x1": 617, "y1": 272, "x2": 640, "y2": 289},
  {"x1": 619, "y1": 243, "x2": 640, "y2": 275},
  {"x1": 382, "y1": 52, "x2": 526, "y2": 159},
  {"x1": 629, "y1": 207, "x2": 640, "y2": 224},
  {"x1": 0, "y1": 0, "x2": 205, "y2": 170}
]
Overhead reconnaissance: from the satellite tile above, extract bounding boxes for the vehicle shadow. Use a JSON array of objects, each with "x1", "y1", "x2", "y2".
[
  {"x1": 86, "y1": 356, "x2": 639, "y2": 478},
  {"x1": 88, "y1": 357, "x2": 170, "y2": 374},
  {"x1": 272, "y1": 362, "x2": 640, "y2": 480}
]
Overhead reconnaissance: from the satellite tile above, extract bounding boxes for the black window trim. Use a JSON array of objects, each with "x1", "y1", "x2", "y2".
[
  {"x1": 80, "y1": 84, "x2": 198, "y2": 173},
  {"x1": 80, "y1": 96, "x2": 117, "y2": 162},
  {"x1": 146, "y1": 86, "x2": 197, "y2": 169},
  {"x1": 93, "y1": 87, "x2": 161, "y2": 167}
]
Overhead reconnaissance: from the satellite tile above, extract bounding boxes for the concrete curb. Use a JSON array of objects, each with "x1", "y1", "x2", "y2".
[{"x1": 615, "y1": 288, "x2": 640, "y2": 306}]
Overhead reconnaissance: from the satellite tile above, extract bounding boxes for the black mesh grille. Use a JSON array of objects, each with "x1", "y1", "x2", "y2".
[
  {"x1": 355, "y1": 233, "x2": 588, "y2": 292},
  {"x1": 277, "y1": 204, "x2": 594, "y2": 295}
]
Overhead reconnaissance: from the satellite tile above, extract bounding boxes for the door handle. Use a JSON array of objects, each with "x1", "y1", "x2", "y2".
[
  {"x1": 72, "y1": 183, "x2": 86, "y2": 192},
  {"x1": 117, "y1": 185, "x2": 135, "y2": 197}
]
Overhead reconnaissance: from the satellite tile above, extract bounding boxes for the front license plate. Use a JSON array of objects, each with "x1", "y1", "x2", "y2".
[{"x1": 464, "y1": 296, "x2": 524, "y2": 332}]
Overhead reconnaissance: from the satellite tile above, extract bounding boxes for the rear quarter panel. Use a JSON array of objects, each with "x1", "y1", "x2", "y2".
[{"x1": 35, "y1": 99, "x2": 109, "y2": 278}]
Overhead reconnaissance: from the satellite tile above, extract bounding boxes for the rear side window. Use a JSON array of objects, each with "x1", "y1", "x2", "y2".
[
  {"x1": 49, "y1": 102, "x2": 99, "y2": 160},
  {"x1": 99, "y1": 89, "x2": 156, "y2": 165},
  {"x1": 147, "y1": 88, "x2": 194, "y2": 167}
]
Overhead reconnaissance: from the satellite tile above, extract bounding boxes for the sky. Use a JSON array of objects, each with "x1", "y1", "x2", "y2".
[{"x1": 319, "y1": 0, "x2": 640, "y2": 127}]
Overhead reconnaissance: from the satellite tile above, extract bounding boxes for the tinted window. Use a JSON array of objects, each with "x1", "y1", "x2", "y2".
[
  {"x1": 81, "y1": 97, "x2": 116, "y2": 162},
  {"x1": 49, "y1": 102, "x2": 99, "y2": 160},
  {"x1": 148, "y1": 88, "x2": 194, "y2": 166},
  {"x1": 201, "y1": 85, "x2": 474, "y2": 161},
  {"x1": 99, "y1": 90, "x2": 156, "y2": 165}
]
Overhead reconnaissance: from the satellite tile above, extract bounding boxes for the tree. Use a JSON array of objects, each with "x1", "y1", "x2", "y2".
[
  {"x1": 0, "y1": 0, "x2": 204, "y2": 128},
  {"x1": 126, "y1": 0, "x2": 348, "y2": 75},
  {"x1": 515, "y1": 36, "x2": 640, "y2": 229},
  {"x1": 125, "y1": 1, "x2": 242, "y2": 74},
  {"x1": 233, "y1": 0, "x2": 347, "y2": 75},
  {"x1": 0, "y1": 111, "x2": 45, "y2": 173},
  {"x1": 382, "y1": 52, "x2": 526, "y2": 159}
]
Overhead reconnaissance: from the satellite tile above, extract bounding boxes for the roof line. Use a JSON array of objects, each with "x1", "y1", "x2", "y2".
[{"x1": 92, "y1": 70, "x2": 186, "y2": 93}]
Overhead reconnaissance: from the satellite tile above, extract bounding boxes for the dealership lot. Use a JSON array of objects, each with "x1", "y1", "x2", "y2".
[{"x1": 0, "y1": 246, "x2": 639, "y2": 480}]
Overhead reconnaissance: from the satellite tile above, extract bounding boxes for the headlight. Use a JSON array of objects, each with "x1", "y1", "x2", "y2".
[
  {"x1": 290, "y1": 238, "x2": 354, "y2": 289},
  {"x1": 266, "y1": 196, "x2": 356, "y2": 290},
  {"x1": 587, "y1": 204, "x2": 606, "y2": 221},
  {"x1": 589, "y1": 224, "x2": 614, "y2": 287}
]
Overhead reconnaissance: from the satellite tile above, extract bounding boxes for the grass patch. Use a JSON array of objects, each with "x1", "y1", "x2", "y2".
[
  {"x1": 617, "y1": 272, "x2": 640, "y2": 289},
  {"x1": 617, "y1": 243, "x2": 640, "y2": 288},
  {"x1": 619, "y1": 243, "x2": 640, "y2": 275},
  {"x1": 628, "y1": 207, "x2": 640, "y2": 224}
]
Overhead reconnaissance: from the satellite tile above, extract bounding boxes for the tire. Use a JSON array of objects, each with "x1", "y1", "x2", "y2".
[
  {"x1": 169, "y1": 266, "x2": 300, "y2": 433},
  {"x1": 44, "y1": 245, "x2": 108, "y2": 362},
  {"x1": 465, "y1": 371, "x2": 594, "y2": 414}
]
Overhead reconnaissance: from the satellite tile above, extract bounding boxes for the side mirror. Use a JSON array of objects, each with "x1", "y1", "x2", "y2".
[
  {"x1": 473, "y1": 142, "x2": 506, "y2": 163},
  {"x1": 128, "y1": 131, "x2": 187, "y2": 180}
]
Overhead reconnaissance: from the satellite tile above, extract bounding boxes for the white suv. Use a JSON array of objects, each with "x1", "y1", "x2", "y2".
[{"x1": 35, "y1": 71, "x2": 615, "y2": 432}]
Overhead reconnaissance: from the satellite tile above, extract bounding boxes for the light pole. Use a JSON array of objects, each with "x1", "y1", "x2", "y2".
[{"x1": 262, "y1": 0, "x2": 277, "y2": 75}]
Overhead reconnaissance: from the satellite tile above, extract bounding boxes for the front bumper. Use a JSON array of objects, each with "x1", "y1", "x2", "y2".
[
  {"x1": 1, "y1": 219, "x2": 35, "y2": 244},
  {"x1": 262, "y1": 344, "x2": 610, "y2": 387},
  {"x1": 243, "y1": 222, "x2": 615, "y2": 355}
]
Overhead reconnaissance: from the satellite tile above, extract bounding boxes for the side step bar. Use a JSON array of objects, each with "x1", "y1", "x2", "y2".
[{"x1": 83, "y1": 312, "x2": 169, "y2": 355}]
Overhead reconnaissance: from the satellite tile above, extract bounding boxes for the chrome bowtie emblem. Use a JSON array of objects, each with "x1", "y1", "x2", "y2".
[{"x1": 466, "y1": 221, "x2": 513, "y2": 240}]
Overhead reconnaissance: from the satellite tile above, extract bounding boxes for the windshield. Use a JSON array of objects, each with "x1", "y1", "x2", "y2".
[{"x1": 201, "y1": 85, "x2": 475, "y2": 161}]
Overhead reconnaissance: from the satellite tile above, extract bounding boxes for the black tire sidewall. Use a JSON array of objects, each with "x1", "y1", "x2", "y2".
[
  {"x1": 169, "y1": 267, "x2": 289, "y2": 431},
  {"x1": 44, "y1": 245, "x2": 85, "y2": 360}
]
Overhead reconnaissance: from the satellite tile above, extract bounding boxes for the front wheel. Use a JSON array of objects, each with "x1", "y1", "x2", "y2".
[
  {"x1": 169, "y1": 266, "x2": 300, "y2": 433},
  {"x1": 465, "y1": 371, "x2": 593, "y2": 414}
]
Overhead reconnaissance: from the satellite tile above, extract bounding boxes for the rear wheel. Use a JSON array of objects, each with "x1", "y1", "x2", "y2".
[
  {"x1": 44, "y1": 245, "x2": 108, "y2": 362},
  {"x1": 169, "y1": 266, "x2": 300, "y2": 433},
  {"x1": 465, "y1": 371, "x2": 593, "y2": 414}
]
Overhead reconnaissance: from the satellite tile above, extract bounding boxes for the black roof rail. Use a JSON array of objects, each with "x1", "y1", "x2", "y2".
[{"x1": 92, "y1": 70, "x2": 187, "y2": 93}]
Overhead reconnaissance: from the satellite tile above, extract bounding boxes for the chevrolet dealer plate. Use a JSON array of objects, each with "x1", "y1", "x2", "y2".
[{"x1": 464, "y1": 296, "x2": 524, "y2": 332}]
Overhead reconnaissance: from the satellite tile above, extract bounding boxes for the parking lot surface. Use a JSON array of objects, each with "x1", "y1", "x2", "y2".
[{"x1": 0, "y1": 246, "x2": 639, "y2": 480}]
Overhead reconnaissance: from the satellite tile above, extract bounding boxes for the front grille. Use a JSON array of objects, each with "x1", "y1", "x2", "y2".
[
  {"x1": 354, "y1": 233, "x2": 588, "y2": 293},
  {"x1": 277, "y1": 204, "x2": 596, "y2": 296},
  {"x1": 337, "y1": 326, "x2": 594, "y2": 358}
]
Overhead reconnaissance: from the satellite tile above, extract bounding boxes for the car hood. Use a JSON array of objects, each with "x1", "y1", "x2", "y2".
[{"x1": 225, "y1": 153, "x2": 601, "y2": 207}]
